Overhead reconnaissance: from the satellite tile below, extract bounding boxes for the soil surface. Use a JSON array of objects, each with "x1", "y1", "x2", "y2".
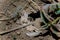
[{"x1": 0, "y1": 0, "x2": 59, "y2": 40}]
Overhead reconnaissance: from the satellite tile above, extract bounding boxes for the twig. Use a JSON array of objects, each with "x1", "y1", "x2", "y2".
[
  {"x1": 27, "y1": 0, "x2": 40, "y2": 10},
  {"x1": 0, "y1": 22, "x2": 33, "y2": 35},
  {"x1": 42, "y1": 17, "x2": 60, "y2": 29}
]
